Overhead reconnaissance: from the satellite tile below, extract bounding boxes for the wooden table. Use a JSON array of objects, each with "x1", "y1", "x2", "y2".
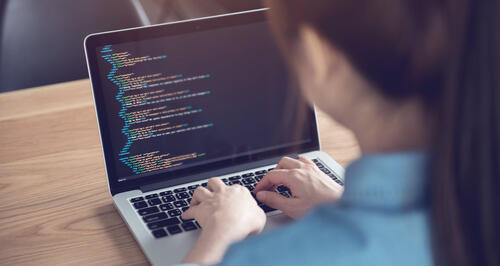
[{"x1": 0, "y1": 79, "x2": 359, "y2": 265}]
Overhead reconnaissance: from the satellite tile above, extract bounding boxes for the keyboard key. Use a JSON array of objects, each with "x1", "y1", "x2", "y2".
[
  {"x1": 228, "y1": 176, "x2": 241, "y2": 181},
  {"x1": 159, "y1": 203, "x2": 174, "y2": 211},
  {"x1": 174, "y1": 188, "x2": 187, "y2": 193},
  {"x1": 230, "y1": 181, "x2": 242, "y2": 186},
  {"x1": 201, "y1": 182, "x2": 208, "y2": 187},
  {"x1": 182, "y1": 222, "x2": 198, "y2": 231},
  {"x1": 255, "y1": 175, "x2": 265, "y2": 181},
  {"x1": 221, "y1": 178, "x2": 229, "y2": 182},
  {"x1": 181, "y1": 207, "x2": 189, "y2": 212},
  {"x1": 244, "y1": 185, "x2": 254, "y2": 191},
  {"x1": 152, "y1": 229, "x2": 168, "y2": 238},
  {"x1": 321, "y1": 169, "x2": 331, "y2": 174},
  {"x1": 143, "y1": 212, "x2": 168, "y2": 223},
  {"x1": 255, "y1": 170, "x2": 267, "y2": 175},
  {"x1": 176, "y1": 192, "x2": 190, "y2": 199},
  {"x1": 315, "y1": 163, "x2": 325, "y2": 168},
  {"x1": 312, "y1": 159, "x2": 319, "y2": 163},
  {"x1": 187, "y1": 185, "x2": 199, "y2": 190},
  {"x1": 242, "y1": 178, "x2": 256, "y2": 185},
  {"x1": 159, "y1": 191, "x2": 173, "y2": 196},
  {"x1": 242, "y1": 173, "x2": 254, "y2": 178},
  {"x1": 168, "y1": 209, "x2": 182, "y2": 217},
  {"x1": 148, "y1": 198, "x2": 162, "y2": 206},
  {"x1": 260, "y1": 204, "x2": 276, "y2": 213},
  {"x1": 280, "y1": 191, "x2": 291, "y2": 198},
  {"x1": 189, "y1": 190, "x2": 194, "y2": 196},
  {"x1": 277, "y1": 185, "x2": 289, "y2": 192},
  {"x1": 174, "y1": 200, "x2": 188, "y2": 208},
  {"x1": 162, "y1": 195, "x2": 176, "y2": 203},
  {"x1": 147, "y1": 217, "x2": 181, "y2": 230},
  {"x1": 133, "y1": 201, "x2": 148, "y2": 209},
  {"x1": 138, "y1": 206, "x2": 160, "y2": 216},
  {"x1": 145, "y1": 193, "x2": 158, "y2": 199},
  {"x1": 130, "y1": 197, "x2": 144, "y2": 203},
  {"x1": 167, "y1": 225, "x2": 182, "y2": 235},
  {"x1": 268, "y1": 168, "x2": 274, "y2": 171}
]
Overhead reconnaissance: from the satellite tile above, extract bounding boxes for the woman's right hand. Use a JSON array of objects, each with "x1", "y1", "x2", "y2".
[{"x1": 253, "y1": 156, "x2": 343, "y2": 219}]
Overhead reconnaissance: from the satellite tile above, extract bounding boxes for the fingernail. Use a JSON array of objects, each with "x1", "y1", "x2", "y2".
[{"x1": 257, "y1": 191, "x2": 266, "y2": 201}]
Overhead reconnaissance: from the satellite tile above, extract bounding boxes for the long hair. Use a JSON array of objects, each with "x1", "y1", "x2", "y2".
[{"x1": 266, "y1": 1, "x2": 500, "y2": 265}]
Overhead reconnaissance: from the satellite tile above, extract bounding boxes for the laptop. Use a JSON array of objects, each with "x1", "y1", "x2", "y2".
[{"x1": 84, "y1": 8, "x2": 345, "y2": 266}]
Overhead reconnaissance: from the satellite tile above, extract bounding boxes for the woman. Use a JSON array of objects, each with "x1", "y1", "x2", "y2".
[{"x1": 179, "y1": 1, "x2": 499, "y2": 265}]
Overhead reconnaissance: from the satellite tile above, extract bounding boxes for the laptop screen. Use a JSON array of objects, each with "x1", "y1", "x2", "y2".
[{"x1": 86, "y1": 10, "x2": 318, "y2": 191}]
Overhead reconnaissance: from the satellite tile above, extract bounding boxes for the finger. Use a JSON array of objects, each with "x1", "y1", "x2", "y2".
[
  {"x1": 276, "y1": 156, "x2": 303, "y2": 169},
  {"x1": 207, "y1": 178, "x2": 225, "y2": 192},
  {"x1": 254, "y1": 170, "x2": 295, "y2": 193},
  {"x1": 256, "y1": 191, "x2": 293, "y2": 210},
  {"x1": 190, "y1": 186, "x2": 211, "y2": 206},
  {"x1": 298, "y1": 156, "x2": 315, "y2": 165},
  {"x1": 181, "y1": 205, "x2": 199, "y2": 220}
]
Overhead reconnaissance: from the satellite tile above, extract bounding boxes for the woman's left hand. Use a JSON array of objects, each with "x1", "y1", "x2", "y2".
[{"x1": 181, "y1": 178, "x2": 266, "y2": 264}]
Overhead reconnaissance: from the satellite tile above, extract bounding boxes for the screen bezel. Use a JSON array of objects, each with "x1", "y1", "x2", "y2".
[{"x1": 84, "y1": 9, "x2": 320, "y2": 196}]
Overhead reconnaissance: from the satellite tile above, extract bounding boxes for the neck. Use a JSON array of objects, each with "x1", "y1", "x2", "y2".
[{"x1": 348, "y1": 96, "x2": 430, "y2": 154}]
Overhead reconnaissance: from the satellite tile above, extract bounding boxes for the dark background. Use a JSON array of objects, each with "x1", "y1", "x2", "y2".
[{"x1": 0, "y1": 0, "x2": 263, "y2": 92}]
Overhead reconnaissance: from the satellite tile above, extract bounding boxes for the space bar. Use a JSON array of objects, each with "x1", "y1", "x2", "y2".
[{"x1": 147, "y1": 217, "x2": 181, "y2": 230}]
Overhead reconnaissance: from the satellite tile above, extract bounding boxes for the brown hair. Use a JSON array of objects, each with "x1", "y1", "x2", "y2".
[{"x1": 266, "y1": 1, "x2": 500, "y2": 265}]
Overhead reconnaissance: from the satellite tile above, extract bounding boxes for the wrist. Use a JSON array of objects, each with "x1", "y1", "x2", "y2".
[{"x1": 182, "y1": 228, "x2": 235, "y2": 264}]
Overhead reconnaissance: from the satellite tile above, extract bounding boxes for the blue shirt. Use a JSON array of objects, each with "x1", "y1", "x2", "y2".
[{"x1": 217, "y1": 152, "x2": 432, "y2": 266}]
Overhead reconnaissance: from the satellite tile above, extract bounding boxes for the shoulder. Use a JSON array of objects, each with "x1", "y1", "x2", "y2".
[{"x1": 217, "y1": 204, "x2": 433, "y2": 266}]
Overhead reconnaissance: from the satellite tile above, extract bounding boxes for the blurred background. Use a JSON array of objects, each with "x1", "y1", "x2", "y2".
[{"x1": 0, "y1": 0, "x2": 263, "y2": 93}]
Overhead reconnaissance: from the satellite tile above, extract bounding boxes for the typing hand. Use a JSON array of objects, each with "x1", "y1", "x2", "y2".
[
  {"x1": 181, "y1": 178, "x2": 266, "y2": 264},
  {"x1": 253, "y1": 156, "x2": 343, "y2": 219}
]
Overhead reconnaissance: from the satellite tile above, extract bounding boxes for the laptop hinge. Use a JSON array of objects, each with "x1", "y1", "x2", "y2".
[{"x1": 140, "y1": 154, "x2": 298, "y2": 193}]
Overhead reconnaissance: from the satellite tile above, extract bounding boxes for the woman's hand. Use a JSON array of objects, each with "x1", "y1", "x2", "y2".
[
  {"x1": 254, "y1": 156, "x2": 343, "y2": 219},
  {"x1": 181, "y1": 178, "x2": 266, "y2": 264}
]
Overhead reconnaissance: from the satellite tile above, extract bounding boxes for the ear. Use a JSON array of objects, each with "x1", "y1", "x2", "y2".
[
  {"x1": 295, "y1": 24, "x2": 364, "y2": 91},
  {"x1": 292, "y1": 24, "x2": 386, "y2": 126},
  {"x1": 295, "y1": 25, "x2": 334, "y2": 85}
]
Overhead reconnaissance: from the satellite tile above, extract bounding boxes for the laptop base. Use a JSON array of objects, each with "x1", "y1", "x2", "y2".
[{"x1": 113, "y1": 151, "x2": 344, "y2": 265}]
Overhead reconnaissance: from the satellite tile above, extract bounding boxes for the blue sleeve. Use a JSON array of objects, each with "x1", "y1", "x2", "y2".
[
  {"x1": 216, "y1": 205, "x2": 432, "y2": 266},
  {"x1": 216, "y1": 207, "x2": 364, "y2": 266}
]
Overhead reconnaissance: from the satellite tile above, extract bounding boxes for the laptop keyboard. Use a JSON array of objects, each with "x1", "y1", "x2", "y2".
[{"x1": 129, "y1": 158, "x2": 343, "y2": 239}]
